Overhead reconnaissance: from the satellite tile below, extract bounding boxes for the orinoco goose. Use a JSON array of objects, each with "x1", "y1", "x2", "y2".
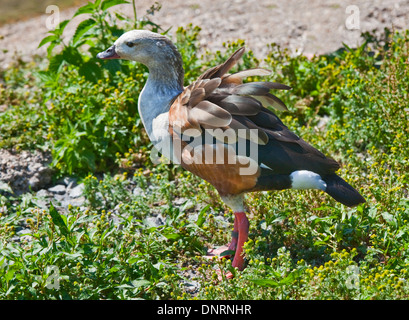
[{"x1": 97, "y1": 30, "x2": 365, "y2": 277}]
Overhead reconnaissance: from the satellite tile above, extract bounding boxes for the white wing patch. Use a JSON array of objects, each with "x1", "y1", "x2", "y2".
[
  {"x1": 151, "y1": 112, "x2": 176, "y2": 162},
  {"x1": 290, "y1": 170, "x2": 327, "y2": 191},
  {"x1": 152, "y1": 112, "x2": 171, "y2": 142}
]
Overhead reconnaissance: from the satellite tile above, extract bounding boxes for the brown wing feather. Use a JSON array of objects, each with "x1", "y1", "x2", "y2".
[{"x1": 197, "y1": 47, "x2": 245, "y2": 80}]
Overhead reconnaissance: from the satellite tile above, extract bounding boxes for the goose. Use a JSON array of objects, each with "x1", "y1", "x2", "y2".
[{"x1": 97, "y1": 30, "x2": 365, "y2": 277}]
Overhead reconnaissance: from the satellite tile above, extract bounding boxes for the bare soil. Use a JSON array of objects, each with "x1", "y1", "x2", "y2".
[{"x1": 1, "y1": 0, "x2": 408, "y2": 69}]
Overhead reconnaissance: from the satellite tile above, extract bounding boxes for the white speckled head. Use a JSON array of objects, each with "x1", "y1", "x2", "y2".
[
  {"x1": 112, "y1": 30, "x2": 171, "y2": 64},
  {"x1": 98, "y1": 29, "x2": 184, "y2": 87}
]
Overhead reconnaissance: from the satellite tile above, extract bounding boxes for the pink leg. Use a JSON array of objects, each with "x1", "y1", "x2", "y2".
[
  {"x1": 231, "y1": 211, "x2": 249, "y2": 271},
  {"x1": 206, "y1": 211, "x2": 249, "y2": 281}
]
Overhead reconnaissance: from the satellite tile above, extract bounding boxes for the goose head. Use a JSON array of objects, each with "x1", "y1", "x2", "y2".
[{"x1": 97, "y1": 30, "x2": 183, "y2": 72}]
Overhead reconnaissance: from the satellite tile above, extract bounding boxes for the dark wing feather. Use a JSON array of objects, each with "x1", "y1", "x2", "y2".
[{"x1": 217, "y1": 95, "x2": 261, "y2": 115}]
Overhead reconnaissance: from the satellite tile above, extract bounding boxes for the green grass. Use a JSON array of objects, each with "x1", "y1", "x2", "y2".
[{"x1": 0, "y1": 0, "x2": 408, "y2": 299}]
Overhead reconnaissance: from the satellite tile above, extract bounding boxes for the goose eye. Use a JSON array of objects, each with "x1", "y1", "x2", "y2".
[{"x1": 126, "y1": 42, "x2": 134, "y2": 48}]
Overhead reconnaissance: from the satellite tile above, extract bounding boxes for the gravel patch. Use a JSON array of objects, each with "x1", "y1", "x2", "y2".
[{"x1": 0, "y1": 149, "x2": 53, "y2": 195}]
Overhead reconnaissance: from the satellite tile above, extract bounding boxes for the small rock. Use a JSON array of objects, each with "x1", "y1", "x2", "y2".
[
  {"x1": 173, "y1": 197, "x2": 195, "y2": 210},
  {"x1": 28, "y1": 176, "x2": 41, "y2": 190},
  {"x1": 173, "y1": 197, "x2": 188, "y2": 206},
  {"x1": 36, "y1": 189, "x2": 52, "y2": 198},
  {"x1": 145, "y1": 213, "x2": 165, "y2": 227},
  {"x1": 182, "y1": 280, "x2": 200, "y2": 294},
  {"x1": 48, "y1": 184, "x2": 66, "y2": 195},
  {"x1": 133, "y1": 186, "x2": 145, "y2": 197},
  {"x1": 28, "y1": 162, "x2": 41, "y2": 172},
  {"x1": 61, "y1": 196, "x2": 86, "y2": 208},
  {"x1": 63, "y1": 176, "x2": 77, "y2": 188},
  {"x1": 0, "y1": 149, "x2": 52, "y2": 194},
  {"x1": 69, "y1": 183, "x2": 84, "y2": 198}
]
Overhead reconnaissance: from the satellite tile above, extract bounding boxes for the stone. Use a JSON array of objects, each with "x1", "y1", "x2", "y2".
[
  {"x1": 69, "y1": 183, "x2": 84, "y2": 198},
  {"x1": 36, "y1": 189, "x2": 52, "y2": 198},
  {"x1": 48, "y1": 184, "x2": 66, "y2": 195},
  {"x1": 133, "y1": 186, "x2": 145, "y2": 197},
  {"x1": 63, "y1": 176, "x2": 78, "y2": 188},
  {"x1": 28, "y1": 176, "x2": 41, "y2": 190}
]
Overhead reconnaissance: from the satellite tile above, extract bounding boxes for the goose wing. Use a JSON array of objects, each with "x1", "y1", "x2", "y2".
[{"x1": 167, "y1": 48, "x2": 339, "y2": 195}]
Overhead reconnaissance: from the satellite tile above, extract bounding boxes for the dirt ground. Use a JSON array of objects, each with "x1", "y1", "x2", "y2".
[{"x1": 1, "y1": 0, "x2": 408, "y2": 69}]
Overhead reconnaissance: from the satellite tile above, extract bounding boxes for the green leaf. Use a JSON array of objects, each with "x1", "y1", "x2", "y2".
[
  {"x1": 46, "y1": 41, "x2": 58, "y2": 57},
  {"x1": 48, "y1": 53, "x2": 65, "y2": 73},
  {"x1": 78, "y1": 60, "x2": 102, "y2": 82},
  {"x1": 62, "y1": 46, "x2": 83, "y2": 66},
  {"x1": 80, "y1": 149, "x2": 96, "y2": 171},
  {"x1": 116, "y1": 284, "x2": 134, "y2": 290},
  {"x1": 130, "y1": 279, "x2": 150, "y2": 288},
  {"x1": 313, "y1": 239, "x2": 329, "y2": 246},
  {"x1": 5, "y1": 284, "x2": 16, "y2": 296},
  {"x1": 218, "y1": 249, "x2": 235, "y2": 257},
  {"x1": 163, "y1": 233, "x2": 181, "y2": 240},
  {"x1": 49, "y1": 203, "x2": 69, "y2": 236},
  {"x1": 38, "y1": 35, "x2": 58, "y2": 48},
  {"x1": 249, "y1": 279, "x2": 280, "y2": 288},
  {"x1": 72, "y1": 19, "x2": 97, "y2": 46},
  {"x1": 103, "y1": 59, "x2": 122, "y2": 75},
  {"x1": 4, "y1": 268, "x2": 15, "y2": 282},
  {"x1": 128, "y1": 257, "x2": 139, "y2": 265},
  {"x1": 101, "y1": 0, "x2": 129, "y2": 11},
  {"x1": 49, "y1": 19, "x2": 70, "y2": 37},
  {"x1": 279, "y1": 267, "x2": 306, "y2": 285},
  {"x1": 382, "y1": 212, "x2": 397, "y2": 227},
  {"x1": 114, "y1": 12, "x2": 127, "y2": 21},
  {"x1": 250, "y1": 267, "x2": 306, "y2": 288},
  {"x1": 57, "y1": 19, "x2": 70, "y2": 34},
  {"x1": 73, "y1": 2, "x2": 96, "y2": 17},
  {"x1": 196, "y1": 204, "x2": 210, "y2": 227},
  {"x1": 109, "y1": 266, "x2": 120, "y2": 273},
  {"x1": 34, "y1": 70, "x2": 58, "y2": 84},
  {"x1": 62, "y1": 252, "x2": 83, "y2": 259}
]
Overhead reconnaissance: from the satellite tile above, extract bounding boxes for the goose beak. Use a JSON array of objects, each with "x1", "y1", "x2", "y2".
[{"x1": 97, "y1": 45, "x2": 120, "y2": 59}]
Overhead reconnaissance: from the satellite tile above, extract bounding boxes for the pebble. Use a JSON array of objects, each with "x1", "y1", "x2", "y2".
[
  {"x1": 48, "y1": 184, "x2": 66, "y2": 195},
  {"x1": 145, "y1": 213, "x2": 166, "y2": 228},
  {"x1": 69, "y1": 184, "x2": 84, "y2": 198},
  {"x1": 133, "y1": 186, "x2": 145, "y2": 197}
]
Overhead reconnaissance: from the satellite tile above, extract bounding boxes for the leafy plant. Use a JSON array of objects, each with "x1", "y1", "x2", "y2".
[{"x1": 1, "y1": 0, "x2": 409, "y2": 300}]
